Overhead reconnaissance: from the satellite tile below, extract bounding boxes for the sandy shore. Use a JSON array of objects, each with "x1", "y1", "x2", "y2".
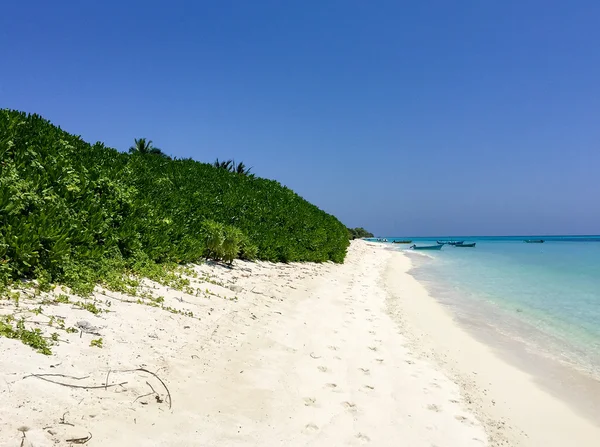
[{"x1": 1, "y1": 241, "x2": 598, "y2": 446}]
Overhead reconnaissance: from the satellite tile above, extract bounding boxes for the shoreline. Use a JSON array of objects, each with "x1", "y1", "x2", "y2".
[
  {"x1": 382, "y1": 244, "x2": 600, "y2": 446},
  {"x1": 1, "y1": 240, "x2": 598, "y2": 446},
  {"x1": 404, "y1": 247, "x2": 600, "y2": 423},
  {"x1": 406, "y1": 246, "x2": 600, "y2": 382}
]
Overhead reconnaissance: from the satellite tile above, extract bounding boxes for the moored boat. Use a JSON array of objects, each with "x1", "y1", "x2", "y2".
[
  {"x1": 437, "y1": 240, "x2": 464, "y2": 245},
  {"x1": 392, "y1": 240, "x2": 412, "y2": 244},
  {"x1": 410, "y1": 244, "x2": 443, "y2": 251},
  {"x1": 524, "y1": 239, "x2": 544, "y2": 243},
  {"x1": 454, "y1": 242, "x2": 476, "y2": 247}
]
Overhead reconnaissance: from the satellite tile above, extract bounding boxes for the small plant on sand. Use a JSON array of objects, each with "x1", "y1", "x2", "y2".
[
  {"x1": 75, "y1": 300, "x2": 102, "y2": 314},
  {"x1": 54, "y1": 294, "x2": 70, "y2": 304},
  {"x1": 90, "y1": 338, "x2": 103, "y2": 348},
  {"x1": 0, "y1": 316, "x2": 52, "y2": 355}
]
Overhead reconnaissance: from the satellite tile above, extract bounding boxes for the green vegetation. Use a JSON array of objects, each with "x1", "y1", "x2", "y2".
[
  {"x1": 0, "y1": 315, "x2": 52, "y2": 355},
  {"x1": 347, "y1": 227, "x2": 374, "y2": 240},
  {"x1": 213, "y1": 158, "x2": 252, "y2": 176},
  {"x1": 129, "y1": 137, "x2": 170, "y2": 159},
  {"x1": 90, "y1": 338, "x2": 103, "y2": 348},
  {"x1": 0, "y1": 110, "x2": 349, "y2": 293}
]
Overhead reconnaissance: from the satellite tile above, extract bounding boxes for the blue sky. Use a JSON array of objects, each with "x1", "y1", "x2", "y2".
[{"x1": 2, "y1": 1, "x2": 599, "y2": 236}]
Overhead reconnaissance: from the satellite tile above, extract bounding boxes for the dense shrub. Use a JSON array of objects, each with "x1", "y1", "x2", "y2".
[
  {"x1": 0, "y1": 110, "x2": 349, "y2": 290},
  {"x1": 348, "y1": 227, "x2": 374, "y2": 239}
]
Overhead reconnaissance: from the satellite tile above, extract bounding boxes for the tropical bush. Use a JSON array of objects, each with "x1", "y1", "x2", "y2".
[
  {"x1": 348, "y1": 227, "x2": 374, "y2": 239},
  {"x1": 0, "y1": 110, "x2": 349, "y2": 292}
]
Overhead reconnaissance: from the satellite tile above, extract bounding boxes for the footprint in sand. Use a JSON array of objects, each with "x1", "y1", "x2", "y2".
[
  {"x1": 405, "y1": 360, "x2": 415, "y2": 365},
  {"x1": 325, "y1": 383, "x2": 338, "y2": 390},
  {"x1": 303, "y1": 397, "x2": 317, "y2": 407},
  {"x1": 328, "y1": 345, "x2": 339, "y2": 351},
  {"x1": 427, "y1": 404, "x2": 441, "y2": 412},
  {"x1": 356, "y1": 432, "x2": 371, "y2": 443},
  {"x1": 342, "y1": 401, "x2": 357, "y2": 413},
  {"x1": 363, "y1": 385, "x2": 375, "y2": 391},
  {"x1": 375, "y1": 358, "x2": 384, "y2": 364},
  {"x1": 303, "y1": 423, "x2": 319, "y2": 433},
  {"x1": 368, "y1": 346, "x2": 378, "y2": 351},
  {"x1": 359, "y1": 368, "x2": 370, "y2": 375},
  {"x1": 317, "y1": 365, "x2": 328, "y2": 373},
  {"x1": 334, "y1": 355, "x2": 342, "y2": 360},
  {"x1": 455, "y1": 415, "x2": 468, "y2": 422},
  {"x1": 368, "y1": 330, "x2": 376, "y2": 335}
]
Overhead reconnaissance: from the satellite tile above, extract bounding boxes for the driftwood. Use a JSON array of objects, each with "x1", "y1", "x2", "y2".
[
  {"x1": 23, "y1": 374, "x2": 127, "y2": 390},
  {"x1": 115, "y1": 368, "x2": 172, "y2": 409},
  {"x1": 23, "y1": 367, "x2": 171, "y2": 409},
  {"x1": 66, "y1": 432, "x2": 92, "y2": 444}
]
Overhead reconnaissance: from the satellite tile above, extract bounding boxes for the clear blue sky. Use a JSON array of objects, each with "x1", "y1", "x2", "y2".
[{"x1": 2, "y1": 1, "x2": 599, "y2": 236}]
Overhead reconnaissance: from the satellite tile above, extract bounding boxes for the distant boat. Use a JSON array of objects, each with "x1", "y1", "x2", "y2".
[
  {"x1": 437, "y1": 240, "x2": 465, "y2": 246},
  {"x1": 392, "y1": 240, "x2": 412, "y2": 244},
  {"x1": 454, "y1": 242, "x2": 476, "y2": 247},
  {"x1": 410, "y1": 244, "x2": 443, "y2": 251},
  {"x1": 524, "y1": 239, "x2": 545, "y2": 243}
]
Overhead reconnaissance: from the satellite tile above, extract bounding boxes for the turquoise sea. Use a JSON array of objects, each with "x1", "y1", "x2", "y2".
[{"x1": 374, "y1": 236, "x2": 600, "y2": 380}]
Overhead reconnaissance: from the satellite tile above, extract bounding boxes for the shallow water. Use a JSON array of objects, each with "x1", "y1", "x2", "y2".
[{"x1": 376, "y1": 236, "x2": 600, "y2": 379}]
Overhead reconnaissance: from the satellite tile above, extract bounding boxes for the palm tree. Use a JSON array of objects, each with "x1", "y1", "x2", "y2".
[
  {"x1": 129, "y1": 138, "x2": 168, "y2": 157},
  {"x1": 213, "y1": 158, "x2": 234, "y2": 171},
  {"x1": 213, "y1": 158, "x2": 253, "y2": 176},
  {"x1": 235, "y1": 161, "x2": 252, "y2": 176}
]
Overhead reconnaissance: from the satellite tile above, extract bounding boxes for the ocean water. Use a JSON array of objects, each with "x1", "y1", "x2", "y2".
[{"x1": 375, "y1": 236, "x2": 600, "y2": 379}]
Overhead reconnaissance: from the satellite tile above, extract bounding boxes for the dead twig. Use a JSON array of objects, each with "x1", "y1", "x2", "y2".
[
  {"x1": 66, "y1": 431, "x2": 92, "y2": 444},
  {"x1": 310, "y1": 352, "x2": 321, "y2": 359},
  {"x1": 24, "y1": 374, "x2": 127, "y2": 390},
  {"x1": 105, "y1": 369, "x2": 111, "y2": 391},
  {"x1": 60, "y1": 411, "x2": 74, "y2": 427},
  {"x1": 115, "y1": 368, "x2": 172, "y2": 409},
  {"x1": 133, "y1": 381, "x2": 158, "y2": 404},
  {"x1": 145, "y1": 380, "x2": 157, "y2": 395},
  {"x1": 133, "y1": 391, "x2": 154, "y2": 404},
  {"x1": 26, "y1": 373, "x2": 90, "y2": 380}
]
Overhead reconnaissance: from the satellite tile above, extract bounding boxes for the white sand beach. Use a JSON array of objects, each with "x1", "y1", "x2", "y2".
[{"x1": 1, "y1": 241, "x2": 598, "y2": 446}]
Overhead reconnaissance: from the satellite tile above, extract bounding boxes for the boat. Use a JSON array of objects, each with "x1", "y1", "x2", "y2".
[
  {"x1": 410, "y1": 244, "x2": 443, "y2": 251},
  {"x1": 437, "y1": 240, "x2": 464, "y2": 246},
  {"x1": 392, "y1": 240, "x2": 412, "y2": 244},
  {"x1": 454, "y1": 242, "x2": 476, "y2": 247},
  {"x1": 524, "y1": 239, "x2": 544, "y2": 243}
]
